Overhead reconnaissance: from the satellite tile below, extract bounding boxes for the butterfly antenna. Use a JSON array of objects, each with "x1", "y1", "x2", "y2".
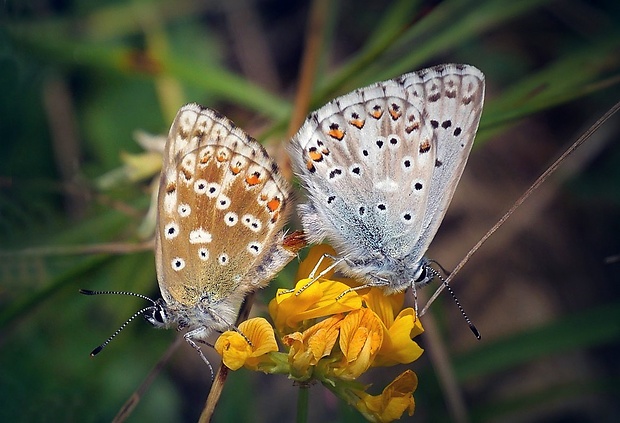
[
  {"x1": 428, "y1": 259, "x2": 452, "y2": 276},
  {"x1": 79, "y1": 289, "x2": 158, "y2": 356},
  {"x1": 426, "y1": 267, "x2": 481, "y2": 340},
  {"x1": 80, "y1": 289, "x2": 159, "y2": 305}
]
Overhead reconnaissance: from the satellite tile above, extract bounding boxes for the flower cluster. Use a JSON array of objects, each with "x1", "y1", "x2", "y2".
[{"x1": 214, "y1": 245, "x2": 424, "y2": 422}]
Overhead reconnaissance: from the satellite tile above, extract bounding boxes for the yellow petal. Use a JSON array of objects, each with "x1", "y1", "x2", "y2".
[
  {"x1": 356, "y1": 370, "x2": 418, "y2": 422},
  {"x1": 282, "y1": 314, "x2": 344, "y2": 379},
  {"x1": 238, "y1": 317, "x2": 278, "y2": 357},
  {"x1": 214, "y1": 331, "x2": 252, "y2": 371},
  {"x1": 283, "y1": 314, "x2": 343, "y2": 366},
  {"x1": 336, "y1": 308, "x2": 383, "y2": 379},
  {"x1": 303, "y1": 313, "x2": 343, "y2": 359},
  {"x1": 282, "y1": 332, "x2": 315, "y2": 379},
  {"x1": 374, "y1": 308, "x2": 424, "y2": 367},
  {"x1": 269, "y1": 278, "x2": 323, "y2": 333},
  {"x1": 293, "y1": 280, "x2": 362, "y2": 322},
  {"x1": 269, "y1": 278, "x2": 362, "y2": 334},
  {"x1": 214, "y1": 318, "x2": 278, "y2": 371},
  {"x1": 362, "y1": 288, "x2": 405, "y2": 328}
]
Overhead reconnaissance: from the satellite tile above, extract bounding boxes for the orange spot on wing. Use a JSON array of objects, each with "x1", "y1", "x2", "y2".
[
  {"x1": 419, "y1": 139, "x2": 431, "y2": 153},
  {"x1": 308, "y1": 149, "x2": 323, "y2": 162},
  {"x1": 328, "y1": 128, "x2": 345, "y2": 140},
  {"x1": 406, "y1": 122, "x2": 420, "y2": 133},
  {"x1": 166, "y1": 182, "x2": 176, "y2": 194},
  {"x1": 389, "y1": 108, "x2": 402, "y2": 120},
  {"x1": 199, "y1": 150, "x2": 212, "y2": 164},
  {"x1": 180, "y1": 168, "x2": 192, "y2": 181},
  {"x1": 246, "y1": 172, "x2": 261, "y2": 186},
  {"x1": 350, "y1": 119, "x2": 365, "y2": 129},
  {"x1": 267, "y1": 197, "x2": 281, "y2": 212}
]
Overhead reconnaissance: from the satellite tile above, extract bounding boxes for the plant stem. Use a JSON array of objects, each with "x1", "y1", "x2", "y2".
[{"x1": 296, "y1": 384, "x2": 309, "y2": 423}]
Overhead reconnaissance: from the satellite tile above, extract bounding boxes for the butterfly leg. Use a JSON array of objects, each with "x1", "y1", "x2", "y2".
[
  {"x1": 411, "y1": 281, "x2": 420, "y2": 320},
  {"x1": 204, "y1": 306, "x2": 253, "y2": 346},
  {"x1": 294, "y1": 253, "x2": 345, "y2": 295},
  {"x1": 228, "y1": 325, "x2": 252, "y2": 346},
  {"x1": 334, "y1": 277, "x2": 390, "y2": 300},
  {"x1": 183, "y1": 327, "x2": 215, "y2": 377},
  {"x1": 307, "y1": 253, "x2": 341, "y2": 278}
]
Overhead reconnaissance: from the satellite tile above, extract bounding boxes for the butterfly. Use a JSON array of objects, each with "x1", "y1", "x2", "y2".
[
  {"x1": 289, "y1": 64, "x2": 484, "y2": 298},
  {"x1": 83, "y1": 104, "x2": 305, "y2": 362}
]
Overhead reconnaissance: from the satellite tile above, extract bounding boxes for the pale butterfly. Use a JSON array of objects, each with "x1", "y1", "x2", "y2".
[
  {"x1": 82, "y1": 103, "x2": 305, "y2": 364},
  {"x1": 289, "y1": 64, "x2": 484, "y2": 311}
]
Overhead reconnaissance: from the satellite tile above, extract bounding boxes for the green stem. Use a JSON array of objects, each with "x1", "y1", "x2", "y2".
[{"x1": 296, "y1": 384, "x2": 309, "y2": 423}]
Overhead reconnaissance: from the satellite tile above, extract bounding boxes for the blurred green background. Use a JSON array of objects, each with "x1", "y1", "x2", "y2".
[{"x1": 1, "y1": 0, "x2": 620, "y2": 422}]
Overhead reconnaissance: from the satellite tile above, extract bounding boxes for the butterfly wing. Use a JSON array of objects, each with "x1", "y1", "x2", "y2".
[
  {"x1": 155, "y1": 104, "x2": 292, "y2": 314},
  {"x1": 290, "y1": 75, "x2": 436, "y2": 261},
  {"x1": 402, "y1": 65, "x2": 485, "y2": 260},
  {"x1": 290, "y1": 64, "x2": 484, "y2": 286}
]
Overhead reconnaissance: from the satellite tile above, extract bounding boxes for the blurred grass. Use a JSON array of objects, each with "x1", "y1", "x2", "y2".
[{"x1": 1, "y1": 0, "x2": 620, "y2": 422}]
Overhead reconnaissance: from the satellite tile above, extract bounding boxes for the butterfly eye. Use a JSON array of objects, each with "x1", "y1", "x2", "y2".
[
  {"x1": 414, "y1": 266, "x2": 427, "y2": 283},
  {"x1": 145, "y1": 307, "x2": 167, "y2": 326}
]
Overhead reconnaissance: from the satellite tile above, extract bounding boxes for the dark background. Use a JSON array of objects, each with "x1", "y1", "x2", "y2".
[{"x1": 1, "y1": 0, "x2": 620, "y2": 422}]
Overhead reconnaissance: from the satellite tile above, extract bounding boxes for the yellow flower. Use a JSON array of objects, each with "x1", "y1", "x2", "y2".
[
  {"x1": 374, "y1": 308, "x2": 424, "y2": 367},
  {"x1": 269, "y1": 277, "x2": 362, "y2": 334},
  {"x1": 282, "y1": 314, "x2": 344, "y2": 380},
  {"x1": 214, "y1": 317, "x2": 278, "y2": 371},
  {"x1": 361, "y1": 285, "x2": 406, "y2": 327},
  {"x1": 335, "y1": 308, "x2": 384, "y2": 380},
  {"x1": 361, "y1": 288, "x2": 424, "y2": 367},
  {"x1": 355, "y1": 370, "x2": 418, "y2": 423},
  {"x1": 214, "y1": 245, "x2": 425, "y2": 422},
  {"x1": 294, "y1": 243, "x2": 360, "y2": 289}
]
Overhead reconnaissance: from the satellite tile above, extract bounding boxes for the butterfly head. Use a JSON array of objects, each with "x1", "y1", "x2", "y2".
[{"x1": 143, "y1": 297, "x2": 175, "y2": 329}]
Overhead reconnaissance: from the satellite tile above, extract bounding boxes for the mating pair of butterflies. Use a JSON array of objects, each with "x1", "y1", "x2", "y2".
[{"x1": 85, "y1": 64, "x2": 485, "y2": 358}]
